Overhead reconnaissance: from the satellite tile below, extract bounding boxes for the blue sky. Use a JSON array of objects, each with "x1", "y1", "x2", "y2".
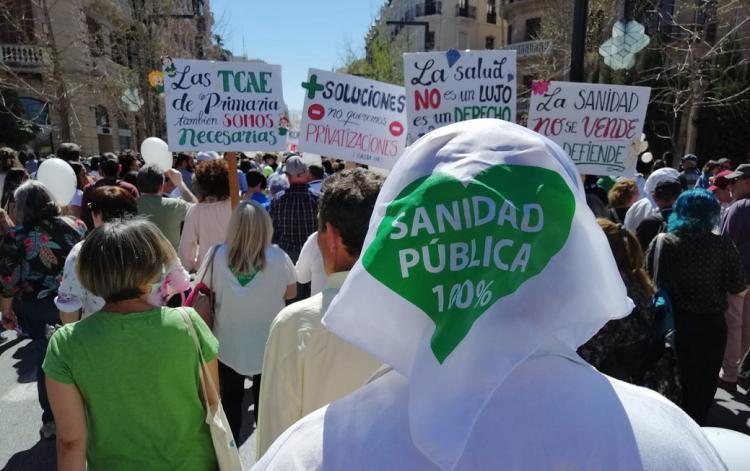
[{"x1": 211, "y1": 0, "x2": 381, "y2": 112}]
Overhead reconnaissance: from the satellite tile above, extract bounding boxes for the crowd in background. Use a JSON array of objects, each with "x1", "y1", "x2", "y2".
[{"x1": 0, "y1": 139, "x2": 749, "y2": 468}]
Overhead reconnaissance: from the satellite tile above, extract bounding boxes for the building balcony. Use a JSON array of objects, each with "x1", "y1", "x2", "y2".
[
  {"x1": 505, "y1": 39, "x2": 551, "y2": 58},
  {"x1": 0, "y1": 44, "x2": 45, "y2": 70},
  {"x1": 415, "y1": 1, "x2": 442, "y2": 16},
  {"x1": 456, "y1": 4, "x2": 477, "y2": 19}
]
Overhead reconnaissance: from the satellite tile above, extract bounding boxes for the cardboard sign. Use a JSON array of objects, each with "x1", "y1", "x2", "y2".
[
  {"x1": 527, "y1": 80, "x2": 651, "y2": 177},
  {"x1": 298, "y1": 69, "x2": 407, "y2": 169},
  {"x1": 404, "y1": 49, "x2": 517, "y2": 144},
  {"x1": 163, "y1": 58, "x2": 287, "y2": 152}
]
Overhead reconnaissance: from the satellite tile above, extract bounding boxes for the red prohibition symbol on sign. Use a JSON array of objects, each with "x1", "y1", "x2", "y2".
[
  {"x1": 308, "y1": 104, "x2": 325, "y2": 121},
  {"x1": 389, "y1": 121, "x2": 404, "y2": 137}
]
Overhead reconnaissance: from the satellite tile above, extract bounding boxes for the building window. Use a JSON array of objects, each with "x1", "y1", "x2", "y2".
[
  {"x1": 424, "y1": 1, "x2": 441, "y2": 15},
  {"x1": 95, "y1": 105, "x2": 110, "y2": 128},
  {"x1": 0, "y1": 0, "x2": 35, "y2": 43},
  {"x1": 458, "y1": 31, "x2": 469, "y2": 49},
  {"x1": 86, "y1": 16, "x2": 106, "y2": 57},
  {"x1": 485, "y1": 35, "x2": 495, "y2": 49},
  {"x1": 487, "y1": 1, "x2": 497, "y2": 24},
  {"x1": 456, "y1": 1, "x2": 475, "y2": 18},
  {"x1": 524, "y1": 17, "x2": 541, "y2": 41},
  {"x1": 18, "y1": 97, "x2": 50, "y2": 125},
  {"x1": 426, "y1": 31, "x2": 436, "y2": 50},
  {"x1": 507, "y1": 24, "x2": 514, "y2": 44}
]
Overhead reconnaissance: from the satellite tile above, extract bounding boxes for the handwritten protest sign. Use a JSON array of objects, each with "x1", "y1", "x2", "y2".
[
  {"x1": 527, "y1": 80, "x2": 651, "y2": 177},
  {"x1": 298, "y1": 69, "x2": 406, "y2": 169},
  {"x1": 163, "y1": 58, "x2": 287, "y2": 152},
  {"x1": 404, "y1": 49, "x2": 517, "y2": 144}
]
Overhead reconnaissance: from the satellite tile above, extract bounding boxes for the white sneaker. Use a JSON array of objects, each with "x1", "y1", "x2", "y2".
[{"x1": 40, "y1": 421, "x2": 56, "y2": 439}]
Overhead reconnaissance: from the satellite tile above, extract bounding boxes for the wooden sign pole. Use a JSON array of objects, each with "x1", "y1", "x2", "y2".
[{"x1": 226, "y1": 152, "x2": 240, "y2": 208}]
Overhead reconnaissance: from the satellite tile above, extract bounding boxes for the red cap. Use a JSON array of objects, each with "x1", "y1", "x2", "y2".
[{"x1": 709, "y1": 170, "x2": 733, "y2": 192}]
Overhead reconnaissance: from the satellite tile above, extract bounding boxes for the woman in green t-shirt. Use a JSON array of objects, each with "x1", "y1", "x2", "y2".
[{"x1": 43, "y1": 219, "x2": 220, "y2": 470}]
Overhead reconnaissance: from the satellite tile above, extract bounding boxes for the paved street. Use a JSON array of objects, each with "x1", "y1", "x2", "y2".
[
  {"x1": 2, "y1": 330, "x2": 749, "y2": 470},
  {"x1": 0, "y1": 331, "x2": 258, "y2": 470}
]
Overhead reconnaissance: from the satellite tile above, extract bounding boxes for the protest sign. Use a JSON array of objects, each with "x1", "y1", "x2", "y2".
[
  {"x1": 298, "y1": 68, "x2": 407, "y2": 169},
  {"x1": 404, "y1": 49, "x2": 517, "y2": 144},
  {"x1": 163, "y1": 58, "x2": 287, "y2": 152},
  {"x1": 527, "y1": 80, "x2": 651, "y2": 177}
]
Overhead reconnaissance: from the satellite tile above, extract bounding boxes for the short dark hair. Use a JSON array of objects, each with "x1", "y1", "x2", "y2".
[
  {"x1": 118, "y1": 149, "x2": 140, "y2": 174},
  {"x1": 68, "y1": 161, "x2": 86, "y2": 190},
  {"x1": 137, "y1": 165, "x2": 165, "y2": 194},
  {"x1": 246, "y1": 170, "x2": 267, "y2": 190},
  {"x1": 88, "y1": 186, "x2": 137, "y2": 222},
  {"x1": 194, "y1": 159, "x2": 230, "y2": 200},
  {"x1": 17, "y1": 146, "x2": 36, "y2": 164},
  {"x1": 99, "y1": 152, "x2": 120, "y2": 179},
  {"x1": 321, "y1": 160, "x2": 334, "y2": 175},
  {"x1": 309, "y1": 164, "x2": 325, "y2": 180},
  {"x1": 57, "y1": 142, "x2": 81, "y2": 162},
  {"x1": 175, "y1": 152, "x2": 193, "y2": 167},
  {"x1": 1, "y1": 167, "x2": 29, "y2": 208},
  {"x1": 318, "y1": 168, "x2": 384, "y2": 257}
]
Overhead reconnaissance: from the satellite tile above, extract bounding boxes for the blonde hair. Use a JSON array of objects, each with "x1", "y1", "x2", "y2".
[
  {"x1": 77, "y1": 218, "x2": 176, "y2": 302},
  {"x1": 225, "y1": 200, "x2": 273, "y2": 275}
]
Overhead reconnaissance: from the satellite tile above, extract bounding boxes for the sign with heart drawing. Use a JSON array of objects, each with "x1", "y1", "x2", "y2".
[{"x1": 362, "y1": 164, "x2": 576, "y2": 363}]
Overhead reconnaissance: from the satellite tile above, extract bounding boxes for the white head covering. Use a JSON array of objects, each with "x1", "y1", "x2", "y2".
[
  {"x1": 644, "y1": 167, "x2": 680, "y2": 203},
  {"x1": 323, "y1": 119, "x2": 634, "y2": 470}
]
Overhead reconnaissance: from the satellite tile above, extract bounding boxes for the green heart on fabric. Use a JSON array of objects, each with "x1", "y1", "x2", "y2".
[{"x1": 363, "y1": 164, "x2": 576, "y2": 363}]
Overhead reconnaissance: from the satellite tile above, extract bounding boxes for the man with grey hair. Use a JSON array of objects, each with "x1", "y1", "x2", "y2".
[
  {"x1": 136, "y1": 165, "x2": 196, "y2": 249},
  {"x1": 269, "y1": 155, "x2": 319, "y2": 263}
]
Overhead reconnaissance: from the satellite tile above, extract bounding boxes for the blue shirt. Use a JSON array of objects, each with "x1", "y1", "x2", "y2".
[{"x1": 250, "y1": 191, "x2": 270, "y2": 210}]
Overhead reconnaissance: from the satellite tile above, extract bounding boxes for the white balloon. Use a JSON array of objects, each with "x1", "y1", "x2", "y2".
[
  {"x1": 140, "y1": 137, "x2": 172, "y2": 171},
  {"x1": 37, "y1": 158, "x2": 76, "y2": 206},
  {"x1": 702, "y1": 427, "x2": 750, "y2": 471},
  {"x1": 640, "y1": 152, "x2": 653, "y2": 164}
]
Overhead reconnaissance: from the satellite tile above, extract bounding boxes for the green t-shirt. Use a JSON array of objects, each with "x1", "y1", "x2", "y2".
[
  {"x1": 137, "y1": 195, "x2": 191, "y2": 250},
  {"x1": 43, "y1": 307, "x2": 219, "y2": 471}
]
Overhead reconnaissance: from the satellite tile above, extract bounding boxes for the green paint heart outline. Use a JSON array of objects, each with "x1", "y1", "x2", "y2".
[{"x1": 363, "y1": 164, "x2": 576, "y2": 363}]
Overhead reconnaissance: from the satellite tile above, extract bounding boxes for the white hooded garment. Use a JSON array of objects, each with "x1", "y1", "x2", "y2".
[
  {"x1": 623, "y1": 167, "x2": 680, "y2": 231},
  {"x1": 253, "y1": 120, "x2": 725, "y2": 471}
]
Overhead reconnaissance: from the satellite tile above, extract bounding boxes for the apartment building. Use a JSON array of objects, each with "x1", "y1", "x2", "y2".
[
  {"x1": 0, "y1": 0, "x2": 213, "y2": 155},
  {"x1": 370, "y1": 0, "x2": 506, "y2": 54}
]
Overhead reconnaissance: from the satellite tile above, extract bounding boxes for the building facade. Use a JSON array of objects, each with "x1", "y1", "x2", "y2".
[{"x1": 0, "y1": 0, "x2": 214, "y2": 155}]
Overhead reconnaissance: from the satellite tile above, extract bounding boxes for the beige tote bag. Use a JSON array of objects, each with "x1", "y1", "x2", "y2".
[{"x1": 180, "y1": 309, "x2": 244, "y2": 471}]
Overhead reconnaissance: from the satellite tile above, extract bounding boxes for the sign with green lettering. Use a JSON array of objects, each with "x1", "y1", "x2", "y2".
[
  {"x1": 362, "y1": 164, "x2": 575, "y2": 362},
  {"x1": 163, "y1": 57, "x2": 287, "y2": 151}
]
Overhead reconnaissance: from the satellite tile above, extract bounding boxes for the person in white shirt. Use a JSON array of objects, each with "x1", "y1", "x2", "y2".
[
  {"x1": 254, "y1": 120, "x2": 727, "y2": 471},
  {"x1": 295, "y1": 232, "x2": 326, "y2": 296},
  {"x1": 256, "y1": 169, "x2": 384, "y2": 457},
  {"x1": 197, "y1": 200, "x2": 297, "y2": 443}
]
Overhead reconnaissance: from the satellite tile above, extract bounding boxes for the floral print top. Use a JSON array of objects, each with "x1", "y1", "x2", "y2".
[{"x1": 0, "y1": 216, "x2": 86, "y2": 300}]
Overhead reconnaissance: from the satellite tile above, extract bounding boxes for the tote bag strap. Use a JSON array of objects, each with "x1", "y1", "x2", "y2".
[
  {"x1": 179, "y1": 308, "x2": 220, "y2": 412},
  {"x1": 653, "y1": 233, "x2": 666, "y2": 288}
]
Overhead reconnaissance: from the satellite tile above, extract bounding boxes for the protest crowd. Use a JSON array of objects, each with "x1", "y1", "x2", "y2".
[{"x1": 1, "y1": 118, "x2": 750, "y2": 470}]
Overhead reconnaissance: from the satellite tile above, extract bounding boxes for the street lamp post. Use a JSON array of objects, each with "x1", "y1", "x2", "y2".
[{"x1": 569, "y1": 0, "x2": 588, "y2": 82}]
